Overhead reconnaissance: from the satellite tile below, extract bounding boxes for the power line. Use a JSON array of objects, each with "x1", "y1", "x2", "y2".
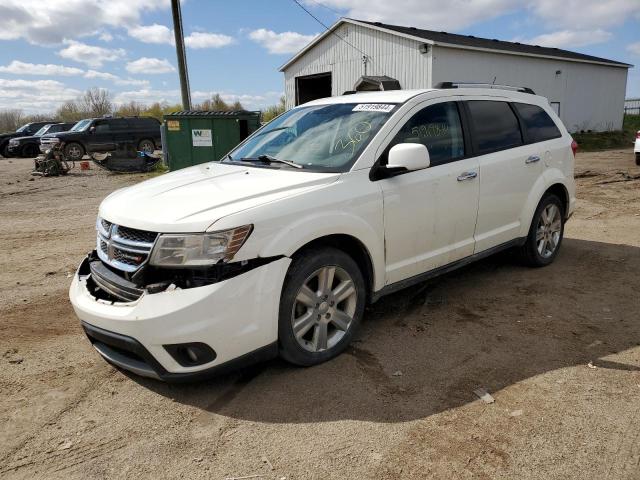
[
  {"x1": 290, "y1": 0, "x2": 371, "y2": 60},
  {"x1": 304, "y1": 0, "x2": 343, "y2": 16}
]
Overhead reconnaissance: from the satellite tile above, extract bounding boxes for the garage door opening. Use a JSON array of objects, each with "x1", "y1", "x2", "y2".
[{"x1": 295, "y1": 72, "x2": 332, "y2": 106}]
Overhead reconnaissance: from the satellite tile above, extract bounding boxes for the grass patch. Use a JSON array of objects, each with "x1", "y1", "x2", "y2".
[{"x1": 573, "y1": 115, "x2": 640, "y2": 152}]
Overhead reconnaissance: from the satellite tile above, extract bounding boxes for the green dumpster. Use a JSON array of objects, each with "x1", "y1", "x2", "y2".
[{"x1": 163, "y1": 110, "x2": 261, "y2": 171}]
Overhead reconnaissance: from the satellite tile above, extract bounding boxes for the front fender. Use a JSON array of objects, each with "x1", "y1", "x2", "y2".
[{"x1": 257, "y1": 210, "x2": 385, "y2": 291}]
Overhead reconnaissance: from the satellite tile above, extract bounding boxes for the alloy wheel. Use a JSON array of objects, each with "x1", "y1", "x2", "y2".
[
  {"x1": 536, "y1": 203, "x2": 562, "y2": 258},
  {"x1": 291, "y1": 265, "x2": 358, "y2": 353}
]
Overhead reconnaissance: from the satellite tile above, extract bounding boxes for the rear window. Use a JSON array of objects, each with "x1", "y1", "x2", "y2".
[
  {"x1": 513, "y1": 103, "x2": 562, "y2": 143},
  {"x1": 466, "y1": 100, "x2": 522, "y2": 154}
]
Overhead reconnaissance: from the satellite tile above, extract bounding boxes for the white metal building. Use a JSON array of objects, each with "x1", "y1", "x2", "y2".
[{"x1": 280, "y1": 18, "x2": 632, "y2": 132}]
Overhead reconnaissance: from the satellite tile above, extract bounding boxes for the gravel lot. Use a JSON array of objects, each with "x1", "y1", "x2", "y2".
[{"x1": 1, "y1": 150, "x2": 639, "y2": 479}]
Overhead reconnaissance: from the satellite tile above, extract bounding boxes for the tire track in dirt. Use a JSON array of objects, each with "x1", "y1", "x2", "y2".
[{"x1": 0, "y1": 367, "x2": 115, "y2": 475}]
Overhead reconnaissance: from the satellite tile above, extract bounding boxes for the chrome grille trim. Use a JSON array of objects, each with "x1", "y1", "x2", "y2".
[{"x1": 96, "y1": 218, "x2": 157, "y2": 272}]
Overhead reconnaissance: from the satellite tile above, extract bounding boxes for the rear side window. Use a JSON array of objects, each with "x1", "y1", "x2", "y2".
[
  {"x1": 513, "y1": 103, "x2": 562, "y2": 143},
  {"x1": 389, "y1": 101, "x2": 465, "y2": 166},
  {"x1": 466, "y1": 101, "x2": 522, "y2": 154}
]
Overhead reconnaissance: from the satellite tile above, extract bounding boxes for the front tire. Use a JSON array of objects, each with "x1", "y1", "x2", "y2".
[
  {"x1": 21, "y1": 143, "x2": 39, "y2": 158},
  {"x1": 635, "y1": 152, "x2": 640, "y2": 166},
  {"x1": 519, "y1": 194, "x2": 565, "y2": 267},
  {"x1": 64, "y1": 142, "x2": 85, "y2": 161},
  {"x1": 0, "y1": 142, "x2": 9, "y2": 158},
  {"x1": 278, "y1": 247, "x2": 366, "y2": 366}
]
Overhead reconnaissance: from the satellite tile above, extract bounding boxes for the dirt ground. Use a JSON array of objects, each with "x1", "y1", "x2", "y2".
[{"x1": 1, "y1": 150, "x2": 639, "y2": 479}]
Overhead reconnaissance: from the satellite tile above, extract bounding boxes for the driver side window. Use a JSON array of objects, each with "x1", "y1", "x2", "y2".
[{"x1": 389, "y1": 102, "x2": 465, "y2": 167}]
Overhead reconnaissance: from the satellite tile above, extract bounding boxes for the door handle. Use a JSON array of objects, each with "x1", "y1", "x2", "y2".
[
  {"x1": 526, "y1": 155, "x2": 541, "y2": 164},
  {"x1": 457, "y1": 171, "x2": 478, "y2": 181}
]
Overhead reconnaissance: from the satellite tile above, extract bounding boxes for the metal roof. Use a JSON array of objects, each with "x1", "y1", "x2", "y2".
[{"x1": 280, "y1": 18, "x2": 632, "y2": 71}]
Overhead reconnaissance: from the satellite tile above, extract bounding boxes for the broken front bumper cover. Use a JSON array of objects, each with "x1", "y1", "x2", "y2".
[{"x1": 70, "y1": 253, "x2": 291, "y2": 381}]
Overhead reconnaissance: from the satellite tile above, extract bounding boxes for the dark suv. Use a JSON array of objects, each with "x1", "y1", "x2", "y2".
[
  {"x1": 8, "y1": 123, "x2": 75, "y2": 157},
  {"x1": 0, "y1": 121, "x2": 54, "y2": 158},
  {"x1": 46, "y1": 117, "x2": 161, "y2": 161}
]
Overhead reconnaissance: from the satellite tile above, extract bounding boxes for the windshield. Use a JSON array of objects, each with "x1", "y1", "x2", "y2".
[
  {"x1": 70, "y1": 119, "x2": 92, "y2": 132},
  {"x1": 16, "y1": 124, "x2": 30, "y2": 133},
  {"x1": 225, "y1": 103, "x2": 396, "y2": 172},
  {"x1": 34, "y1": 125, "x2": 51, "y2": 137}
]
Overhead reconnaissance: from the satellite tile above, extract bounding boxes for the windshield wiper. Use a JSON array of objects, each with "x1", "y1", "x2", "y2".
[
  {"x1": 239, "y1": 155, "x2": 303, "y2": 169},
  {"x1": 251, "y1": 126, "x2": 292, "y2": 138}
]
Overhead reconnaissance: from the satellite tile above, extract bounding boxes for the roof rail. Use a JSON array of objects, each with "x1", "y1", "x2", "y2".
[{"x1": 435, "y1": 81, "x2": 535, "y2": 95}]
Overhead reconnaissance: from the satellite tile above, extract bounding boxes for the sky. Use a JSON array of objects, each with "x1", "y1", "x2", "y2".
[{"x1": 0, "y1": 0, "x2": 639, "y2": 114}]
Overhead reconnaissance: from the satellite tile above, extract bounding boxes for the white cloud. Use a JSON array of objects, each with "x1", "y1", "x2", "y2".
[
  {"x1": 528, "y1": 0, "x2": 640, "y2": 29},
  {"x1": 521, "y1": 29, "x2": 613, "y2": 49},
  {"x1": 84, "y1": 70, "x2": 149, "y2": 86},
  {"x1": 127, "y1": 25, "x2": 234, "y2": 49},
  {"x1": 0, "y1": 0, "x2": 170, "y2": 45},
  {"x1": 0, "y1": 78, "x2": 82, "y2": 112},
  {"x1": 184, "y1": 32, "x2": 235, "y2": 49},
  {"x1": 0, "y1": 60, "x2": 83, "y2": 76},
  {"x1": 627, "y1": 42, "x2": 640, "y2": 56},
  {"x1": 249, "y1": 29, "x2": 318, "y2": 54},
  {"x1": 57, "y1": 40, "x2": 125, "y2": 68},
  {"x1": 128, "y1": 24, "x2": 174, "y2": 45},
  {"x1": 126, "y1": 57, "x2": 175, "y2": 74},
  {"x1": 98, "y1": 31, "x2": 114, "y2": 42}
]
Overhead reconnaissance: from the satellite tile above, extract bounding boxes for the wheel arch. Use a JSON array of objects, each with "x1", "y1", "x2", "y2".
[
  {"x1": 290, "y1": 234, "x2": 376, "y2": 303},
  {"x1": 519, "y1": 170, "x2": 571, "y2": 238}
]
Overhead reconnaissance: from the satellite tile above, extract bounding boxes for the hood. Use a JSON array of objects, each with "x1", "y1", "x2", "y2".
[
  {"x1": 0, "y1": 132, "x2": 19, "y2": 141},
  {"x1": 100, "y1": 162, "x2": 340, "y2": 232},
  {"x1": 10, "y1": 135, "x2": 37, "y2": 143},
  {"x1": 50, "y1": 131, "x2": 82, "y2": 140}
]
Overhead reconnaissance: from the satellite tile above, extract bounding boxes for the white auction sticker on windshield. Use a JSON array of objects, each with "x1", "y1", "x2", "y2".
[{"x1": 352, "y1": 104, "x2": 395, "y2": 112}]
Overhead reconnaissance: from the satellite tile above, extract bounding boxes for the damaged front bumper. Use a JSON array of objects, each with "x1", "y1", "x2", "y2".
[{"x1": 69, "y1": 252, "x2": 291, "y2": 381}]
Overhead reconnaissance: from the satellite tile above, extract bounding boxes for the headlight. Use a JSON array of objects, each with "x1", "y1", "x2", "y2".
[
  {"x1": 149, "y1": 225, "x2": 253, "y2": 267},
  {"x1": 48, "y1": 138, "x2": 60, "y2": 143},
  {"x1": 9, "y1": 139, "x2": 18, "y2": 145}
]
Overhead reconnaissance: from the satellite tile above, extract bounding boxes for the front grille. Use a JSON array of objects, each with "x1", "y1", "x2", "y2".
[{"x1": 96, "y1": 218, "x2": 157, "y2": 272}]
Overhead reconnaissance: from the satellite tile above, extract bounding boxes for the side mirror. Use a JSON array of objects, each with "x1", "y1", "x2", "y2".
[
  {"x1": 387, "y1": 143, "x2": 430, "y2": 172},
  {"x1": 89, "y1": 126, "x2": 96, "y2": 133}
]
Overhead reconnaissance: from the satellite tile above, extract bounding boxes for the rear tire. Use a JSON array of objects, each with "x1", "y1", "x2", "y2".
[
  {"x1": 138, "y1": 139, "x2": 155, "y2": 154},
  {"x1": 635, "y1": 153, "x2": 640, "y2": 166},
  {"x1": 64, "y1": 142, "x2": 85, "y2": 161},
  {"x1": 0, "y1": 142, "x2": 9, "y2": 158},
  {"x1": 519, "y1": 194, "x2": 565, "y2": 267},
  {"x1": 278, "y1": 247, "x2": 365, "y2": 366}
]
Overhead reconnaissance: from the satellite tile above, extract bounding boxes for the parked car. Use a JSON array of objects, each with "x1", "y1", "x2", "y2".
[
  {"x1": 70, "y1": 85, "x2": 576, "y2": 381},
  {"x1": 635, "y1": 130, "x2": 639, "y2": 165},
  {"x1": 7, "y1": 122, "x2": 75, "y2": 157},
  {"x1": 0, "y1": 121, "x2": 54, "y2": 158},
  {"x1": 45, "y1": 116, "x2": 161, "y2": 161}
]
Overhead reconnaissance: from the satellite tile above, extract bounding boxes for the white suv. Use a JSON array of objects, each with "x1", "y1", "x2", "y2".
[{"x1": 70, "y1": 85, "x2": 576, "y2": 381}]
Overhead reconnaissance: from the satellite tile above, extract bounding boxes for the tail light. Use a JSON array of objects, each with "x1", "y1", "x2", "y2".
[{"x1": 571, "y1": 140, "x2": 578, "y2": 157}]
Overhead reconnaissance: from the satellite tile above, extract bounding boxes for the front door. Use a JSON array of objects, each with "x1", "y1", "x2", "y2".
[{"x1": 378, "y1": 101, "x2": 480, "y2": 285}]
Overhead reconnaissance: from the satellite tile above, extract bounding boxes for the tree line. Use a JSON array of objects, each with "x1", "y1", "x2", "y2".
[{"x1": 0, "y1": 87, "x2": 286, "y2": 133}]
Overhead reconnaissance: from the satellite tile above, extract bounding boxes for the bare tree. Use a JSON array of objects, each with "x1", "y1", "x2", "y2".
[
  {"x1": 81, "y1": 88, "x2": 113, "y2": 117},
  {"x1": 0, "y1": 109, "x2": 25, "y2": 133},
  {"x1": 115, "y1": 101, "x2": 144, "y2": 117}
]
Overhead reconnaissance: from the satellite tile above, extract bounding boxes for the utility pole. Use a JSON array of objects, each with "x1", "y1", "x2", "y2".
[{"x1": 171, "y1": 0, "x2": 191, "y2": 110}]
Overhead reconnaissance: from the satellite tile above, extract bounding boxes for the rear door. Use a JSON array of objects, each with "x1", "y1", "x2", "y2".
[
  {"x1": 377, "y1": 100, "x2": 480, "y2": 284},
  {"x1": 464, "y1": 100, "x2": 541, "y2": 252}
]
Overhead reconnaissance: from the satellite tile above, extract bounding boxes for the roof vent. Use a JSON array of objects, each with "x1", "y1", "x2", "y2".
[{"x1": 354, "y1": 75, "x2": 401, "y2": 92}]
